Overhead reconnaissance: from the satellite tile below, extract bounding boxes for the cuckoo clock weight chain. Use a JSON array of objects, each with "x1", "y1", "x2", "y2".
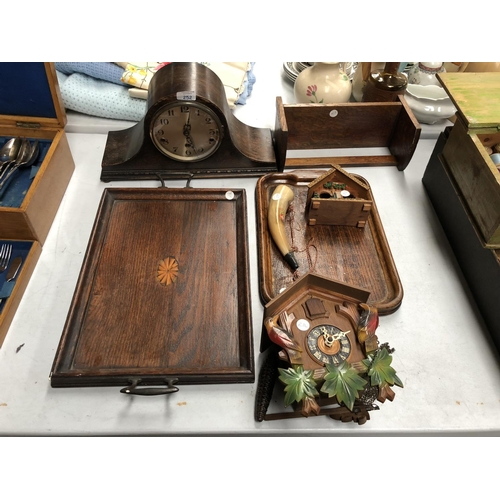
[{"x1": 101, "y1": 62, "x2": 277, "y2": 182}]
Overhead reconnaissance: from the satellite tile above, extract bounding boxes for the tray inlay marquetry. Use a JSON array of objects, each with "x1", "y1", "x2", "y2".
[{"x1": 156, "y1": 256, "x2": 179, "y2": 286}]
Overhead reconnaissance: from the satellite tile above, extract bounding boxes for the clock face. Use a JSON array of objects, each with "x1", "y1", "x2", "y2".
[
  {"x1": 306, "y1": 324, "x2": 352, "y2": 366},
  {"x1": 150, "y1": 101, "x2": 223, "y2": 162}
]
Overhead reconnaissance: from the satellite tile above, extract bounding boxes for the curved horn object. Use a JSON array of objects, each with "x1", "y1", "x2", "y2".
[{"x1": 268, "y1": 185, "x2": 299, "y2": 271}]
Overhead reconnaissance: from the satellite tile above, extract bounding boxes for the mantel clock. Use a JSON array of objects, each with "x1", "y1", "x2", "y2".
[{"x1": 101, "y1": 62, "x2": 277, "y2": 182}]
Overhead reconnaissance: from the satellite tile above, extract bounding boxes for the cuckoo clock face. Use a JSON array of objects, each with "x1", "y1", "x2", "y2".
[
  {"x1": 150, "y1": 101, "x2": 224, "y2": 162},
  {"x1": 290, "y1": 295, "x2": 361, "y2": 369},
  {"x1": 306, "y1": 324, "x2": 352, "y2": 366}
]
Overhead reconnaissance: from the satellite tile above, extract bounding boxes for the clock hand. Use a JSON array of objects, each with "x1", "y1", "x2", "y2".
[
  {"x1": 332, "y1": 330, "x2": 350, "y2": 340},
  {"x1": 183, "y1": 123, "x2": 197, "y2": 151}
]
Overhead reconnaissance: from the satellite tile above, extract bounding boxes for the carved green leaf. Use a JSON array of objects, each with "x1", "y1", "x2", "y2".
[
  {"x1": 362, "y1": 347, "x2": 404, "y2": 388},
  {"x1": 320, "y1": 362, "x2": 367, "y2": 411},
  {"x1": 278, "y1": 366, "x2": 319, "y2": 407}
]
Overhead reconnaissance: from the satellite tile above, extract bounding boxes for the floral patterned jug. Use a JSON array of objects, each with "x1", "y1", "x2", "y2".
[{"x1": 293, "y1": 62, "x2": 352, "y2": 104}]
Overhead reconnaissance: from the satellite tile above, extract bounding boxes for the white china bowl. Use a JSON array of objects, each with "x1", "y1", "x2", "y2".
[{"x1": 404, "y1": 84, "x2": 456, "y2": 124}]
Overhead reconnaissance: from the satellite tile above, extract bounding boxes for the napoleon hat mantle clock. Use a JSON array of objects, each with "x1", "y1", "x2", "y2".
[{"x1": 101, "y1": 62, "x2": 277, "y2": 182}]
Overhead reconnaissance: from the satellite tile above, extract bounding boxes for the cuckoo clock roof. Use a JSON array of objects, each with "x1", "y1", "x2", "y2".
[{"x1": 264, "y1": 272, "x2": 371, "y2": 319}]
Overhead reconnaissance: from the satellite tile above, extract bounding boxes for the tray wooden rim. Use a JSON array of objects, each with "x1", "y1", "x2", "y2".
[
  {"x1": 256, "y1": 169, "x2": 403, "y2": 315},
  {"x1": 50, "y1": 187, "x2": 254, "y2": 388}
]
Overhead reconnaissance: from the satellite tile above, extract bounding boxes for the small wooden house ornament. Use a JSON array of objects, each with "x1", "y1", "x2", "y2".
[{"x1": 306, "y1": 166, "x2": 372, "y2": 227}]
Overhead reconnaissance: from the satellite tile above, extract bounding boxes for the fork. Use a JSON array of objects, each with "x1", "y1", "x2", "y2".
[{"x1": 0, "y1": 243, "x2": 12, "y2": 272}]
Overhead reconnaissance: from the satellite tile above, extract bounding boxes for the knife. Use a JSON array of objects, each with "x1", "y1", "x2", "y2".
[
  {"x1": 0, "y1": 256, "x2": 22, "y2": 307},
  {"x1": 6, "y1": 256, "x2": 22, "y2": 282}
]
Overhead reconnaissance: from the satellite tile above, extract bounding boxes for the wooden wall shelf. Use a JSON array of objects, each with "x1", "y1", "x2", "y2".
[{"x1": 274, "y1": 96, "x2": 421, "y2": 171}]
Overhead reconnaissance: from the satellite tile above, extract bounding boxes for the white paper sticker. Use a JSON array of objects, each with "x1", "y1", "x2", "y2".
[
  {"x1": 176, "y1": 91, "x2": 196, "y2": 101},
  {"x1": 225, "y1": 191, "x2": 235, "y2": 200},
  {"x1": 296, "y1": 319, "x2": 310, "y2": 331},
  {"x1": 272, "y1": 192, "x2": 282, "y2": 201}
]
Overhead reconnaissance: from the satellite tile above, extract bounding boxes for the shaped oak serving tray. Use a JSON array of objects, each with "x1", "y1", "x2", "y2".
[
  {"x1": 50, "y1": 187, "x2": 254, "y2": 392},
  {"x1": 256, "y1": 170, "x2": 403, "y2": 315}
]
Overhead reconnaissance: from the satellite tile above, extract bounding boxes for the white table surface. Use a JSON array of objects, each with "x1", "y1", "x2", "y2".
[{"x1": 1, "y1": 62, "x2": 498, "y2": 437}]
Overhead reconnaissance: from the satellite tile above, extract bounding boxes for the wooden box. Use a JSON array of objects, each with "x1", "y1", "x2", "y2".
[
  {"x1": 423, "y1": 127, "x2": 500, "y2": 349},
  {"x1": 0, "y1": 239, "x2": 42, "y2": 346},
  {"x1": 0, "y1": 62, "x2": 75, "y2": 244},
  {"x1": 305, "y1": 167, "x2": 372, "y2": 227},
  {"x1": 0, "y1": 63, "x2": 75, "y2": 347},
  {"x1": 438, "y1": 72, "x2": 500, "y2": 248},
  {"x1": 274, "y1": 96, "x2": 421, "y2": 171},
  {"x1": 50, "y1": 188, "x2": 254, "y2": 391}
]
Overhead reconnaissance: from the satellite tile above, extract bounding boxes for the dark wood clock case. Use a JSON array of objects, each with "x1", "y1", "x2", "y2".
[{"x1": 101, "y1": 62, "x2": 277, "y2": 182}]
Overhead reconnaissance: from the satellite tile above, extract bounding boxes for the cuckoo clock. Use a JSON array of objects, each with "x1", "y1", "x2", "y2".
[{"x1": 255, "y1": 272, "x2": 403, "y2": 425}]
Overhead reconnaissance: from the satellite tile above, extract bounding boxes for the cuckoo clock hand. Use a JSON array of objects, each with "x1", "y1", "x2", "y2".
[{"x1": 332, "y1": 330, "x2": 350, "y2": 341}]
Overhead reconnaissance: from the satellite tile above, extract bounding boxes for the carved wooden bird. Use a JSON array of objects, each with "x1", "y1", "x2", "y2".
[
  {"x1": 264, "y1": 316, "x2": 302, "y2": 352},
  {"x1": 357, "y1": 303, "x2": 379, "y2": 353}
]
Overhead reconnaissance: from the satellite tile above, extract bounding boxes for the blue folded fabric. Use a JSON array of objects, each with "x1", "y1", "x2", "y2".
[
  {"x1": 55, "y1": 62, "x2": 128, "y2": 86},
  {"x1": 56, "y1": 71, "x2": 146, "y2": 121},
  {"x1": 55, "y1": 62, "x2": 256, "y2": 121},
  {"x1": 235, "y1": 62, "x2": 256, "y2": 105}
]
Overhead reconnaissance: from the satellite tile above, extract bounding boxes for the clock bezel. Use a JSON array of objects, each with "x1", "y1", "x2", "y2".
[{"x1": 149, "y1": 100, "x2": 224, "y2": 163}]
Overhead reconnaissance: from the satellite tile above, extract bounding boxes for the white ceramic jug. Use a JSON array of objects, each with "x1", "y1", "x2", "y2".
[{"x1": 294, "y1": 62, "x2": 352, "y2": 104}]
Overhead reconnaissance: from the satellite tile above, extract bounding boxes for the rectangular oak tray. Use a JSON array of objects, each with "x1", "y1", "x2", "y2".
[
  {"x1": 51, "y1": 187, "x2": 254, "y2": 388},
  {"x1": 256, "y1": 170, "x2": 403, "y2": 315}
]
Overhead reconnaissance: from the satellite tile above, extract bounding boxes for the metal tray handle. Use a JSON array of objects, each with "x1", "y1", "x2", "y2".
[{"x1": 120, "y1": 378, "x2": 179, "y2": 396}]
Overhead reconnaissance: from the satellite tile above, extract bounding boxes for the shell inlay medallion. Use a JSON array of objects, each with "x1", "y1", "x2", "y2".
[{"x1": 157, "y1": 257, "x2": 179, "y2": 286}]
